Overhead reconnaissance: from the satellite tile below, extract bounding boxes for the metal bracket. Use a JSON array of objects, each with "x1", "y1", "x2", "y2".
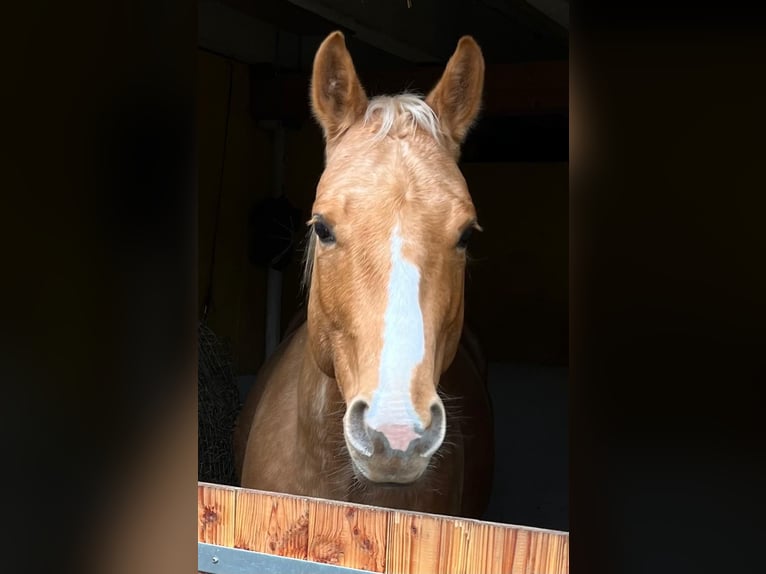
[{"x1": 198, "y1": 542, "x2": 377, "y2": 574}]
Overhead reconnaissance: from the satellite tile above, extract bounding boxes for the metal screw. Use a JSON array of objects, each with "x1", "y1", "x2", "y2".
[{"x1": 212, "y1": 556, "x2": 219, "y2": 564}]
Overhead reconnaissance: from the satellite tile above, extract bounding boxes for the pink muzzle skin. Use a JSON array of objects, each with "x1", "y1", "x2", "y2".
[{"x1": 374, "y1": 423, "x2": 420, "y2": 452}]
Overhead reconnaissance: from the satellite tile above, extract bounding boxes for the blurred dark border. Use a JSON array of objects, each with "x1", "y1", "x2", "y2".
[
  {"x1": 3, "y1": 2, "x2": 766, "y2": 574},
  {"x1": 4, "y1": 1, "x2": 198, "y2": 573},
  {"x1": 571, "y1": 5, "x2": 766, "y2": 573}
]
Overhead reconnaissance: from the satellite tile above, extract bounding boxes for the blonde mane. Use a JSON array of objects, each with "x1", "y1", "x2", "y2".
[{"x1": 363, "y1": 93, "x2": 446, "y2": 144}]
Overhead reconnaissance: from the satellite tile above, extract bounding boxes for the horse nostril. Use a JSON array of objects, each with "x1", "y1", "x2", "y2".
[
  {"x1": 426, "y1": 400, "x2": 444, "y2": 430},
  {"x1": 345, "y1": 399, "x2": 373, "y2": 456},
  {"x1": 419, "y1": 400, "x2": 446, "y2": 458},
  {"x1": 346, "y1": 397, "x2": 446, "y2": 459}
]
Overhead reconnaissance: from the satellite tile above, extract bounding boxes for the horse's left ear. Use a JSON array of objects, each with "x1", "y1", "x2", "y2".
[{"x1": 426, "y1": 36, "x2": 485, "y2": 148}]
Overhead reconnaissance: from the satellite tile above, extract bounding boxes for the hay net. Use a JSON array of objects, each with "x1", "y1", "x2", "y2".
[{"x1": 198, "y1": 321, "x2": 241, "y2": 486}]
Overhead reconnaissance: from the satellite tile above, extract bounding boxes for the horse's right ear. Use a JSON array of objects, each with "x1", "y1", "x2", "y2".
[{"x1": 310, "y1": 31, "x2": 368, "y2": 143}]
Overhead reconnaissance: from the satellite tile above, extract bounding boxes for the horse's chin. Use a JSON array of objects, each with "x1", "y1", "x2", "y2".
[{"x1": 350, "y1": 456, "x2": 429, "y2": 486}]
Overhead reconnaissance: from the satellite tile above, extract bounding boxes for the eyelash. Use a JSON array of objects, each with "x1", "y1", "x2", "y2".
[{"x1": 457, "y1": 227, "x2": 473, "y2": 249}]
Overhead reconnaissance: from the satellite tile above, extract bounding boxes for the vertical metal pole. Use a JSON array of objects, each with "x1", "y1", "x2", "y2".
[{"x1": 264, "y1": 124, "x2": 285, "y2": 359}]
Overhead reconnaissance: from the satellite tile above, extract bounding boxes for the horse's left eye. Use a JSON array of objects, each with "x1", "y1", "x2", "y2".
[{"x1": 457, "y1": 227, "x2": 473, "y2": 249}]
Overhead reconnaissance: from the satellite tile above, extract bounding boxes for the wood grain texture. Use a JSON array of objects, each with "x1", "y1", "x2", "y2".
[
  {"x1": 197, "y1": 482, "x2": 568, "y2": 574},
  {"x1": 386, "y1": 512, "x2": 443, "y2": 574},
  {"x1": 463, "y1": 521, "x2": 514, "y2": 574},
  {"x1": 235, "y1": 489, "x2": 310, "y2": 558},
  {"x1": 198, "y1": 483, "x2": 236, "y2": 546},
  {"x1": 307, "y1": 499, "x2": 389, "y2": 572},
  {"x1": 512, "y1": 529, "x2": 531, "y2": 573}
]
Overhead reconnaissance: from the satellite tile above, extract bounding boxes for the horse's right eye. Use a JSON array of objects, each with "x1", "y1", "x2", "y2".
[{"x1": 314, "y1": 219, "x2": 335, "y2": 244}]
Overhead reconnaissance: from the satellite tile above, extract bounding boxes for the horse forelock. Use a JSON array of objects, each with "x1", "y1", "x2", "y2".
[{"x1": 363, "y1": 93, "x2": 446, "y2": 145}]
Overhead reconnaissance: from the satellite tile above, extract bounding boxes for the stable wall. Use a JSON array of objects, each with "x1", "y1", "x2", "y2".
[
  {"x1": 198, "y1": 49, "x2": 273, "y2": 374},
  {"x1": 461, "y1": 161, "x2": 568, "y2": 365}
]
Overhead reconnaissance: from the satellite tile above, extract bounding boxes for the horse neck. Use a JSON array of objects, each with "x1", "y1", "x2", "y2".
[{"x1": 295, "y1": 330, "x2": 345, "y2": 447}]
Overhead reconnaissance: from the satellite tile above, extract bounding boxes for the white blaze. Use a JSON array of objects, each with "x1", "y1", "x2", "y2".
[{"x1": 365, "y1": 222, "x2": 426, "y2": 434}]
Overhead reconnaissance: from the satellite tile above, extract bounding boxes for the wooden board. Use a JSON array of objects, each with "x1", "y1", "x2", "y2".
[
  {"x1": 235, "y1": 489, "x2": 310, "y2": 558},
  {"x1": 198, "y1": 481, "x2": 568, "y2": 574}
]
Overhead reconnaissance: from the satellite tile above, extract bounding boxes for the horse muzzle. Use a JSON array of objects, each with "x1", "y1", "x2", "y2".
[{"x1": 343, "y1": 397, "x2": 446, "y2": 484}]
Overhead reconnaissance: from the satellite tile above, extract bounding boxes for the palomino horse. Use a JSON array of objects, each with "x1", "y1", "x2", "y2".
[{"x1": 234, "y1": 31, "x2": 494, "y2": 518}]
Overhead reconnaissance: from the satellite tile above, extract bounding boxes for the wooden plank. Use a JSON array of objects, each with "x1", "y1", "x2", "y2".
[
  {"x1": 198, "y1": 482, "x2": 568, "y2": 574},
  {"x1": 198, "y1": 483, "x2": 236, "y2": 546},
  {"x1": 495, "y1": 525, "x2": 519, "y2": 573},
  {"x1": 387, "y1": 513, "x2": 569, "y2": 574},
  {"x1": 462, "y1": 520, "x2": 512, "y2": 574},
  {"x1": 511, "y1": 529, "x2": 530, "y2": 573},
  {"x1": 386, "y1": 512, "x2": 444, "y2": 574},
  {"x1": 234, "y1": 488, "x2": 310, "y2": 559},
  {"x1": 307, "y1": 500, "x2": 389, "y2": 572},
  {"x1": 437, "y1": 518, "x2": 472, "y2": 574}
]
